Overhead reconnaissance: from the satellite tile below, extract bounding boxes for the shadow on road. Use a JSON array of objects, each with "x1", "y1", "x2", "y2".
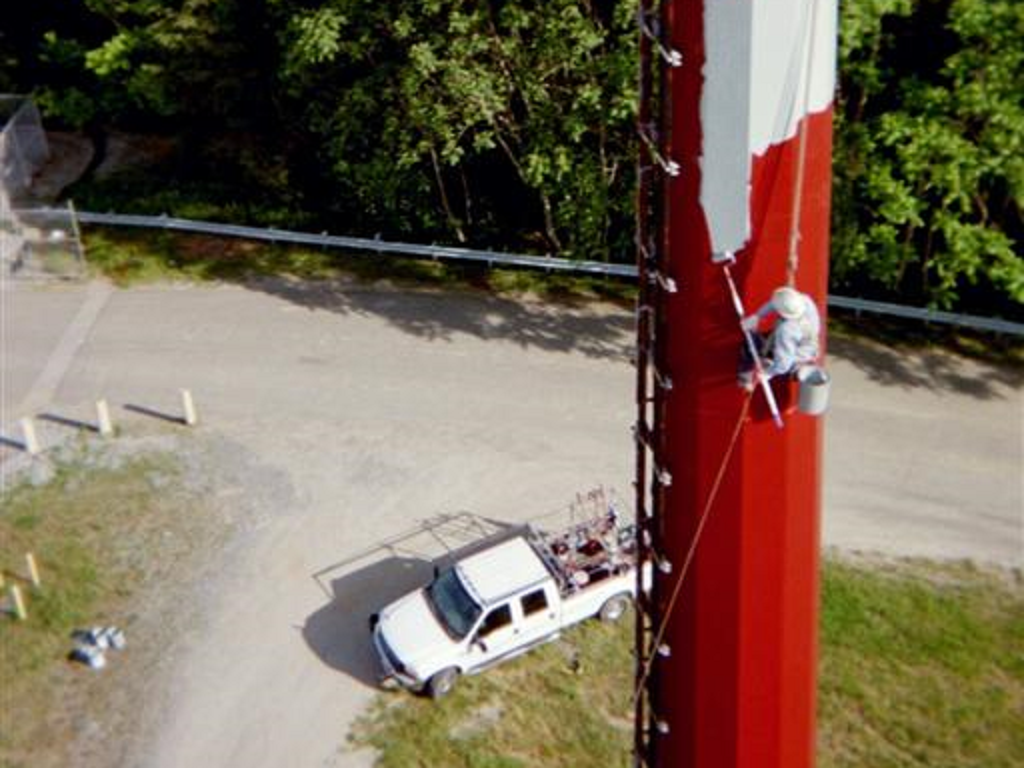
[
  {"x1": 829, "y1": 336, "x2": 1023, "y2": 400},
  {"x1": 39, "y1": 412, "x2": 98, "y2": 433},
  {"x1": 245, "y1": 277, "x2": 1019, "y2": 396},
  {"x1": 124, "y1": 403, "x2": 187, "y2": 425},
  {"x1": 0, "y1": 434, "x2": 27, "y2": 451},
  {"x1": 303, "y1": 555, "x2": 435, "y2": 686},
  {"x1": 303, "y1": 512, "x2": 523, "y2": 686},
  {"x1": 246, "y1": 277, "x2": 633, "y2": 362}
]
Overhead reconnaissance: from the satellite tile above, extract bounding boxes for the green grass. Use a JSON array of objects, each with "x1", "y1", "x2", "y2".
[
  {"x1": 82, "y1": 228, "x2": 636, "y2": 305},
  {"x1": 352, "y1": 559, "x2": 1024, "y2": 768},
  {"x1": 819, "y1": 560, "x2": 1024, "y2": 767},
  {"x1": 0, "y1": 448, "x2": 212, "y2": 765},
  {"x1": 352, "y1": 618, "x2": 635, "y2": 768}
]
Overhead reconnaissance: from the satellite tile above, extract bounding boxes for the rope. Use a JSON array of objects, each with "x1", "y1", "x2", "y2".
[
  {"x1": 785, "y1": 0, "x2": 822, "y2": 287},
  {"x1": 632, "y1": 390, "x2": 754, "y2": 705}
]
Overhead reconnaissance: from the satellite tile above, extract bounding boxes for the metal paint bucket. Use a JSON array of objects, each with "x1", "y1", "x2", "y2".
[{"x1": 797, "y1": 365, "x2": 830, "y2": 416}]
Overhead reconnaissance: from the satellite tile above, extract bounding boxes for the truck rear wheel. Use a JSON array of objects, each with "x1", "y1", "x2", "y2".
[
  {"x1": 426, "y1": 667, "x2": 460, "y2": 700},
  {"x1": 599, "y1": 594, "x2": 630, "y2": 623}
]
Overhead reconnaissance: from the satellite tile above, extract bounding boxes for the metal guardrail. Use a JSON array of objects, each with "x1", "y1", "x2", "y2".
[
  {"x1": 827, "y1": 295, "x2": 1024, "y2": 336},
  {"x1": 76, "y1": 210, "x2": 1024, "y2": 336},
  {"x1": 75, "y1": 211, "x2": 636, "y2": 278}
]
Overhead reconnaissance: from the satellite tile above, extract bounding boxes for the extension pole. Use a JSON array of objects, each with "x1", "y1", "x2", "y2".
[{"x1": 644, "y1": 2, "x2": 837, "y2": 767}]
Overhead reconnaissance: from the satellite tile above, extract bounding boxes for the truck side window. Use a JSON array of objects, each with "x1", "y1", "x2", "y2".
[
  {"x1": 521, "y1": 589, "x2": 548, "y2": 616},
  {"x1": 478, "y1": 604, "x2": 512, "y2": 638}
]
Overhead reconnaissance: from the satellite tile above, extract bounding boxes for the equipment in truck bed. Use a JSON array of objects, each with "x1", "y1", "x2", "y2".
[{"x1": 531, "y1": 506, "x2": 638, "y2": 594}]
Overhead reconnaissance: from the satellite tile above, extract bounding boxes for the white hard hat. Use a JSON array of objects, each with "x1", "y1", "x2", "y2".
[{"x1": 771, "y1": 287, "x2": 805, "y2": 320}]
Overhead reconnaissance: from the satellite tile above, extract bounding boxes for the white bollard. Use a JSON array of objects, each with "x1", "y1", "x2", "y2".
[
  {"x1": 10, "y1": 585, "x2": 27, "y2": 621},
  {"x1": 25, "y1": 553, "x2": 41, "y2": 589},
  {"x1": 96, "y1": 399, "x2": 114, "y2": 436},
  {"x1": 180, "y1": 389, "x2": 198, "y2": 427},
  {"x1": 19, "y1": 417, "x2": 40, "y2": 455}
]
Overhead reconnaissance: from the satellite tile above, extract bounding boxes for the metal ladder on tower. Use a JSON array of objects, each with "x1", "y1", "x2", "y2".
[{"x1": 633, "y1": 2, "x2": 682, "y2": 764}]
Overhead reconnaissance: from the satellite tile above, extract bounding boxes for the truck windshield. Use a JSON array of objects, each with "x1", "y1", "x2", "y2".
[{"x1": 425, "y1": 567, "x2": 482, "y2": 640}]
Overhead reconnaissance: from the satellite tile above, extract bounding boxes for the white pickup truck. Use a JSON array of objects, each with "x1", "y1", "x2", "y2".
[{"x1": 370, "y1": 509, "x2": 644, "y2": 698}]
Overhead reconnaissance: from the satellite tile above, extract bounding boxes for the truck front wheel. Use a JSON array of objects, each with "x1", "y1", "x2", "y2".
[
  {"x1": 426, "y1": 667, "x2": 460, "y2": 700},
  {"x1": 599, "y1": 594, "x2": 631, "y2": 623}
]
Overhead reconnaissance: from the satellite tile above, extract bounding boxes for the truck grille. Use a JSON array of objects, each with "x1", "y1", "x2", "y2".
[{"x1": 377, "y1": 630, "x2": 406, "y2": 676}]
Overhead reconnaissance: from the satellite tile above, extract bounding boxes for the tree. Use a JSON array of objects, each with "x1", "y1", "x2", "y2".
[
  {"x1": 40, "y1": 0, "x2": 280, "y2": 129},
  {"x1": 277, "y1": 0, "x2": 637, "y2": 258},
  {"x1": 15, "y1": 0, "x2": 1021, "y2": 310},
  {"x1": 833, "y1": 0, "x2": 1023, "y2": 310}
]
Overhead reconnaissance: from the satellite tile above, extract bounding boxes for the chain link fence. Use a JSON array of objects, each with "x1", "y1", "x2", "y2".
[
  {"x1": 1, "y1": 96, "x2": 86, "y2": 281},
  {"x1": 4, "y1": 203, "x2": 86, "y2": 280},
  {"x1": 0, "y1": 96, "x2": 49, "y2": 209}
]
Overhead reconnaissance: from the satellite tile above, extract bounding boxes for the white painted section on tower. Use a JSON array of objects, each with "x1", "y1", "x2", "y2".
[
  {"x1": 750, "y1": 0, "x2": 837, "y2": 154},
  {"x1": 700, "y1": 0, "x2": 753, "y2": 256},
  {"x1": 699, "y1": 0, "x2": 837, "y2": 254}
]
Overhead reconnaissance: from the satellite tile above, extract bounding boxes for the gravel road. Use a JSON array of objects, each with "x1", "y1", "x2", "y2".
[{"x1": 2, "y1": 278, "x2": 1020, "y2": 767}]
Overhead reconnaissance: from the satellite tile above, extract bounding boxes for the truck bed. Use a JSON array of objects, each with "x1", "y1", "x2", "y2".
[{"x1": 527, "y1": 509, "x2": 638, "y2": 599}]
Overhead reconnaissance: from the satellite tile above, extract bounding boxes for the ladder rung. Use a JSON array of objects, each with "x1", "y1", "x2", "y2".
[
  {"x1": 649, "y1": 270, "x2": 678, "y2": 293},
  {"x1": 638, "y1": 125, "x2": 681, "y2": 177},
  {"x1": 639, "y1": 10, "x2": 683, "y2": 68}
]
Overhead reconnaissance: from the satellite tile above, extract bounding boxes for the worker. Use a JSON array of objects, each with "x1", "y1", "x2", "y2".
[{"x1": 738, "y1": 286, "x2": 821, "y2": 391}]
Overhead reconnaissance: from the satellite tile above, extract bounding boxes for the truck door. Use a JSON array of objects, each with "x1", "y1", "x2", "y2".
[
  {"x1": 467, "y1": 602, "x2": 518, "y2": 669},
  {"x1": 515, "y1": 583, "x2": 560, "y2": 648}
]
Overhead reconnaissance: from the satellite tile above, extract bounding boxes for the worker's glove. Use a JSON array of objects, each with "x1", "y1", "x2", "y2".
[{"x1": 741, "y1": 315, "x2": 759, "y2": 332}]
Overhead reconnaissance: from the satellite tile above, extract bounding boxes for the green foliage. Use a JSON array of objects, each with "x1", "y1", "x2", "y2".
[
  {"x1": 283, "y1": 7, "x2": 346, "y2": 72},
  {"x1": 834, "y1": 0, "x2": 1024, "y2": 310},
  {"x1": 70, "y1": 157, "x2": 313, "y2": 230},
  {"x1": 10, "y1": 0, "x2": 1023, "y2": 310},
  {"x1": 275, "y1": 0, "x2": 637, "y2": 259},
  {"x1": 28, "y1": 0, "x2": 282, "y2": 131}
]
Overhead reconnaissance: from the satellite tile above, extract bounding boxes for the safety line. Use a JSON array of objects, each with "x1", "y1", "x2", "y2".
[
  {"x1": 785, "y1": 0, "x2": 822, "y2": 287},
  {"x1": 632, "y1": 390, "x2": 754, "y2": 704}
]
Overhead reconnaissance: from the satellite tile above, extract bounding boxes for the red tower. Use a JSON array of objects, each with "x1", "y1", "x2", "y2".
[{"x1": 634, "y1": 2, "x2": 837, "y2": 766}]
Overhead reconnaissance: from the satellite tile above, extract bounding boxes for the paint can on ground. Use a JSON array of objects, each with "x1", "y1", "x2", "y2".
[{"x1": 797, "y1": 366, "x2": 830, "y2": 416}]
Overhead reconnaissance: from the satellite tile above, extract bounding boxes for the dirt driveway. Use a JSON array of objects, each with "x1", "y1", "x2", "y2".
[{"x1": 2, "y1": 278, "x2": 1020, "y2": 767}]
